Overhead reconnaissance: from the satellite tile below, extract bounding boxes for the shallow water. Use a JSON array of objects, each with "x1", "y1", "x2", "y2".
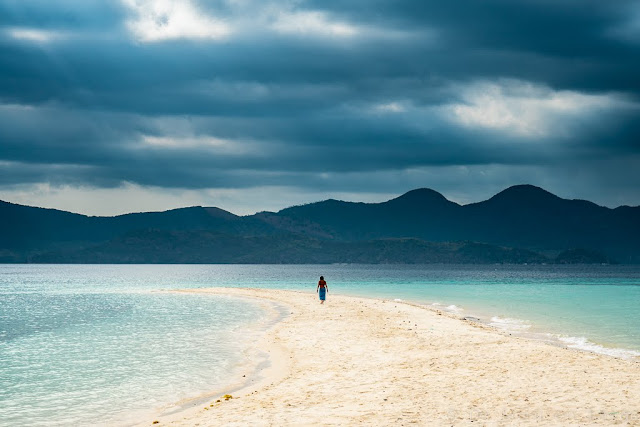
[
  {"x1": 1, "y1": 264, "x2": 639, "y2": 426},
  {"x1": 0, "y1": 265, "x2": 273, "y2": 426}
]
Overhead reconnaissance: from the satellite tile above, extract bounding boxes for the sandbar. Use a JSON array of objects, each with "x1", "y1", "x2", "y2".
[{"x1": 144, "y1": 288, "x2": 640, "y2": 426}]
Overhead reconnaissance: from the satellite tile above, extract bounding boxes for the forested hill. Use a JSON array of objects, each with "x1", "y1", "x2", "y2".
[{"x1": 1, "y1": 185, "x2": 637, "y2": 263}]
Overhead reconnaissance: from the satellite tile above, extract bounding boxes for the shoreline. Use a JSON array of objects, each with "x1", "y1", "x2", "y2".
[
  {"x1": 337, "y1": 288, "x2": 640, "y2": 362},
  {"x1": 416, "y1": 299, "x2": 640, "y2": 361},
  {"x1": 131, "y1": 290, "x2": 291, "y2": 427},
  {"x1": 353, "y1": 293, "x2": 640, "y2": 362},
  {"x1": 144, "y1": 288, "x2": 640, "y2": 426}
]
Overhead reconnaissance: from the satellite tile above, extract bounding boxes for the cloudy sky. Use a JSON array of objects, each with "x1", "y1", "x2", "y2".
[{"x1": 1, "y1": 0, "x2": 639, "y2": 215}]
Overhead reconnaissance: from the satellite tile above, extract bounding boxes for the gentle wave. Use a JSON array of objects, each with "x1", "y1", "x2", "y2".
[
  {"x1": 424, "y1": 302, "x2": 462, "y2": 314},
  {"x1": 486, "y1": 315, "x2": 640, "y2": 360},
  {"x1": 438, "y1": 308, "x2": 639, "y2": 361},
  {"x1": 558, "y1": 336, "x2": 640, "y2": 359},
  {"x1": 444, "y1": 304, "x2": 463, "y2": 313},
  {"x1": 489, "y1": 316, "x2": 532, "y2": 331}
]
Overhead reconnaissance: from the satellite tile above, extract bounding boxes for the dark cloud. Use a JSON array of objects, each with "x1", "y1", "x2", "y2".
[
  {"x1": 0, "y1": 1, "x2": 125, "y2": 30},
  {"x1": 0, "y1": 0, "x2": 639, "y2": 211}
]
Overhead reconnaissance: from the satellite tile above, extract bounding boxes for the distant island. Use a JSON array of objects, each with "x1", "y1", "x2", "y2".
[{"x1": 1, "y1": 185, "x2": 637, "y2": 264}]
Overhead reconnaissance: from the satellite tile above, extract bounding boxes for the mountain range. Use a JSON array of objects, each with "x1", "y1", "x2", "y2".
[{"x1": 1, "y1": 185, "x2": 638, "y2": 264}]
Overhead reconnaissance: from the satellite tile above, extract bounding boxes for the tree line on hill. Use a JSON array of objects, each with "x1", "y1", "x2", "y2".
[{"x1": 1, "y1": 185, "x2": 636, "y2": 264}]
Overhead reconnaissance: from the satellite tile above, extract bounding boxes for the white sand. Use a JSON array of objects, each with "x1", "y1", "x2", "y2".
[{"x1": 144, "y1": 288, "x2": 640, "y2": 426}]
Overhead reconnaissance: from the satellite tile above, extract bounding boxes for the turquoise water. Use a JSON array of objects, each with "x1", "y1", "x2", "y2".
[
  {"x1": 1, "y1": 264, "x2": 639, "y2": 426},
  {"x1": 0, "y1": 265, "x2": 275, "y2": 427}
]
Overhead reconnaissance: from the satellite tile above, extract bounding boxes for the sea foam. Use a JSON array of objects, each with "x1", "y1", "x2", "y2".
[
  {"x1": 559, "y1": 336, "x2": 640, "y2": 360},
  {"x1": 488, "y1": 316, "x2": 532, "y2": 331}
]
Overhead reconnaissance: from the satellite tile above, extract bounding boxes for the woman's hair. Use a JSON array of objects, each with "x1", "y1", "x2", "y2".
[{"x1": 320, "y1": 276, "x2": 324, "y2": 280}]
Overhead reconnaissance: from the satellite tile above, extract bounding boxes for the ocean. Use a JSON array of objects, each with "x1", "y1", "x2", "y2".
[{"x1": 1, "y1": 264, "x2": 639, "y2": 426}]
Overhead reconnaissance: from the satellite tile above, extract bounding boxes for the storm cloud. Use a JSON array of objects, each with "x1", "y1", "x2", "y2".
[{"x1": 1, "y1": 0, "x2": 639, "y2": 214}]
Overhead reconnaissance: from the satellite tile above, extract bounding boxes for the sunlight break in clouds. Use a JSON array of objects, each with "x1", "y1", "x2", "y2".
[
  {"x1": 122, "y1": 0, "x2": 231, "y2": 42},
  {"x1": 141, "y1": 135, "x2": 247, "y2": 154},
  {"x1": 271, "y1": 10, "x2": 358, "y2": 37},
  {"x1": 7, "y1": 27, "x2": 67, "y2": 43},
  {"x1": 374, "y1": 102, "x2": 407, "y2": 113},
  {"x1": 446, "y1": 81, "x2": 626, "y2": 137}
]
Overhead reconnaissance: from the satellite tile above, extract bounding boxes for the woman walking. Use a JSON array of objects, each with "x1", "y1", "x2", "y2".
[{"x1": 317, "y1": 276, "x2": 328, "y2": 304}]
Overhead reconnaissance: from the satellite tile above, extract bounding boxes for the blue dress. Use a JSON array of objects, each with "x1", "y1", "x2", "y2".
[{"x1": 318, "y1": 286, "x2": 326, "y2": 300}]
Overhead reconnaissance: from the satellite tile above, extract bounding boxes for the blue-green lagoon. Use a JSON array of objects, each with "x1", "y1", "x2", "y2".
[{"x1": 1, "y1": 264, "x2": 639, "y2": 426}]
